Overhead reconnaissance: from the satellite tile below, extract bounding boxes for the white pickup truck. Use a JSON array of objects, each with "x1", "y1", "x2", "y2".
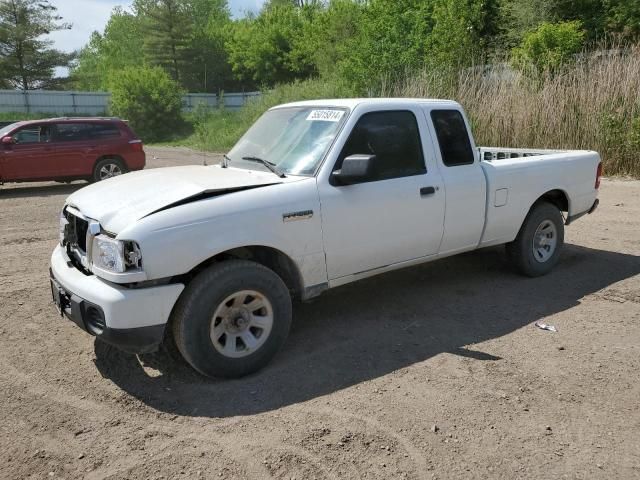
[{"x1": 50, "y1": 99, "x2": 601, "y2": 378}]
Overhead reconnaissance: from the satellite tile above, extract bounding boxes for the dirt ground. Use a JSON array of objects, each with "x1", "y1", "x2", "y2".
[{"x1": 1, "y1": 146, "x2": 639, "y2": 480}]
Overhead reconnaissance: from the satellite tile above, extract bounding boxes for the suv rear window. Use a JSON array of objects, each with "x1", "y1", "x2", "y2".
[
  {"x1": 54, "y1": 122, "x2": 121, "y2": 142},
  {"x1": 89, "y1": 123, "x2": 121, "y2": 139}
]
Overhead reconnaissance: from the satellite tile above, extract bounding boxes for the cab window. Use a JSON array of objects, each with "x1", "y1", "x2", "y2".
[{"x1": 335, "y1": 110, "x2": 426, "y2": 182}]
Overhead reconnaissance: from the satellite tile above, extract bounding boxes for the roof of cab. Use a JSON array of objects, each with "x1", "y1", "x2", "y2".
[{"x1": 272, "y1": 98, "x2": 461, "y2": 110}]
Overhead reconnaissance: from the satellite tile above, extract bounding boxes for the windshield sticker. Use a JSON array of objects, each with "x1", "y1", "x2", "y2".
[{"x1": 306, "y1": 110, "x2": 345, "y2": 122}]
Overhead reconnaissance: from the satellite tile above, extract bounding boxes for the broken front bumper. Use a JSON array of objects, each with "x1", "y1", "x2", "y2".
[{"x1": 50, "y1": 245, "x2": 184, "y2": 354}]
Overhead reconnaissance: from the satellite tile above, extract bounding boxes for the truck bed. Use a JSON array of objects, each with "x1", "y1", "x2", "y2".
[{"x1": 477, "y1": 146, "x2": 600, "y2": 248}]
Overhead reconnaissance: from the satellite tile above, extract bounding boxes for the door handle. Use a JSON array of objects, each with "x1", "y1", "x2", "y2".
[{"x1": 420, "y1": 186, "x2": 436, "y2": 196}]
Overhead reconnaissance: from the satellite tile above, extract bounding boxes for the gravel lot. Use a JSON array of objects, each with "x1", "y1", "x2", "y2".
[{"x1": 1, "y1": 146, "x2": 639, "y2": 479}]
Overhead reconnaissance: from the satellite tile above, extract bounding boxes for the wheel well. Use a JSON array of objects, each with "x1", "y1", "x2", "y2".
[
  {"x1": 186, "y1": 246, "x2": 304, "y2": 299},
  {"x1": 537, "y1": 189, "x2": 569, "y2": 212}
]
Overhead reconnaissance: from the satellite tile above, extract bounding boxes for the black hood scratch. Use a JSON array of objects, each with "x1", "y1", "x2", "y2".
[{"x1": 142, "y1": 183, "x2": 281, "y2": 218}]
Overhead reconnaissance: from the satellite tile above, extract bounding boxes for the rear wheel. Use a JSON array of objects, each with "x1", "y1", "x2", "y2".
[
  {"x1": 506, "y1": 201, "x2": 564, "y2": 277},
  {"x1": 171, "y1": 260, "x2": 292, "y2": 378},
  {"x1": 92, "y1": 158, "x2": 126, "y2": 182}
]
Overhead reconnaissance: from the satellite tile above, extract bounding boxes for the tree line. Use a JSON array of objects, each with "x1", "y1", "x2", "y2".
[{"x1": 1, "y1": 0, "x2": 639, "y2": 93}]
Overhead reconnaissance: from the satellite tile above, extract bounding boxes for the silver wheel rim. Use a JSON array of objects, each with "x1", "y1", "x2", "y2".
[
  {"x1": 99, "y1": 163, "x2": 122, "y2": 180},
  {"x1": 210, "y1": 290, "x2": 274, "y2": 358},
  {"x1": 532, "y1": 219, "x2": 557, "y2": 263}
]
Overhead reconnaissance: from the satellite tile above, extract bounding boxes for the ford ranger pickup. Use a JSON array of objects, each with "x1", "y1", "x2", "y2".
[{"x1": 50, "y1": 99, "x2": 601, "y2": 378}]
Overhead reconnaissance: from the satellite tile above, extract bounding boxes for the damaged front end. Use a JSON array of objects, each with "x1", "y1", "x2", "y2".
[{"x1": 60, "y1": 205, "x2": 146, "y2": 282}]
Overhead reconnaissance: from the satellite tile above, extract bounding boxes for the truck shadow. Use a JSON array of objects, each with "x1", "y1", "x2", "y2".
[{"x1": 94, "y1": 243, "x2": 640, "y2": 418}]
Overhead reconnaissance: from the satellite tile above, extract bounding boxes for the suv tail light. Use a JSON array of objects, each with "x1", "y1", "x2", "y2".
[
  {"x1": 595, "y1": 162, "x2": 602, "y2": 189},
  {"x1": 129, "y1": 139, "x2": 144, "y2": 152}
]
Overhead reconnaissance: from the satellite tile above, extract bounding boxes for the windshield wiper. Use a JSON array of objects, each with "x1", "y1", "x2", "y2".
[{"x1": 241, "y1": 156, "x2": 286, "y2": 178}]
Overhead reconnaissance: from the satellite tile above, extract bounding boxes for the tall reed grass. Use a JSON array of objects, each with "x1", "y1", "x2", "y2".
[{"x1": 387, "y1": 45, "x2": 640, "y2": 176}]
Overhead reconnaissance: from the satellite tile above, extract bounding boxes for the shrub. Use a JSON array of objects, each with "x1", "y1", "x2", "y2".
[
  {"x1": 109, "y1": 66, "x2": 184, "y2": 142},
  {"x1": 512, "y1": 21, "x2": 585, "y2": 76}
]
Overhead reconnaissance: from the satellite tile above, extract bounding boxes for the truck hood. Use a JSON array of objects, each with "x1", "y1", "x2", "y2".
[{"x1": 66, "y1": 165, "x2": 287, "y2": 233}]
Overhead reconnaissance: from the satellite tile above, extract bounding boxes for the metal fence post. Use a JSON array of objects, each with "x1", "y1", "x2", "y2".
[{"x1": 23, "y1": 90, "x2": 30, "y2": 114}]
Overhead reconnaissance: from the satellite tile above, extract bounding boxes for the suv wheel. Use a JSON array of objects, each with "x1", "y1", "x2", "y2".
[
  {"x1": 93, "y1": 158, "x2": 127, "y2": 182},
  {"x1": 171, "y1": 260, "x2": 292, "y2": 378}
]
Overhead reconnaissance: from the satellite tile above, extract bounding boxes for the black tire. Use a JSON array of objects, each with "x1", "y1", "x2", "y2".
[
  {"x1": 92, "y1": 158, "x2": 127, "y2": 182},
  {"x1": 506, "y1": 201, "x2": 564, "y2": 277},
  {"x1": 171, "y1": 260, "x2": 292, "y2": 378}
]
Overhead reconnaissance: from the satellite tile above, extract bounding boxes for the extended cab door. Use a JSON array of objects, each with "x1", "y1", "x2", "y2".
[
  {"x1": 318, "y1": 108, "x2": 445, "y2": 281},
  {"x1": 1, "y1": 123, "x2": 56, "y2": 180},
  {"x1": 425, "y1": 108, "x2": 486, "y2": 255}
]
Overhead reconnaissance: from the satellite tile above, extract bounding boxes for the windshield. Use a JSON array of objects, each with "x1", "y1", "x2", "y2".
[
  {"x1": 0, "y1": 122, "x2": 19, "y2": 138},
  {"x1": 227, "y1": 107, "x2": 348, "y2": 176}
]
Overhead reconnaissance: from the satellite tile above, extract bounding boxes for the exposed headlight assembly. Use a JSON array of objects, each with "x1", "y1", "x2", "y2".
[{"x1": 91, "y1": 235, "x2": 142, "y2": 274}]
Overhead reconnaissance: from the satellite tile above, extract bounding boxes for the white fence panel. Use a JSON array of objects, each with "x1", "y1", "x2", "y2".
[
  {"x1": 0, "y1": 90, "x2": 261, "y2": 116},
  {"x1": 223, "y1": 92, "x2": 261, "y2": 110}
]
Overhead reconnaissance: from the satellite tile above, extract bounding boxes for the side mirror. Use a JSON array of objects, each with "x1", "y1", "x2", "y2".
[
  {"x1": 331, "y1": 154, "x2": 376, "y2": 185},
  {"x1": 1, "y1": 136, "x2": 15, "y2": 145}
]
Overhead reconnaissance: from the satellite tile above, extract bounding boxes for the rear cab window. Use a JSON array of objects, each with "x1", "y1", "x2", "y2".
[{"x1": 430, "y1": 110, "x2": 475, "y2": 167}]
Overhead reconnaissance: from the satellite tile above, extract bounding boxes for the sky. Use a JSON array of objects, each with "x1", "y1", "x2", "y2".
[{"x1": 49, "y1": 0, "x2": 267, "y2": 54}]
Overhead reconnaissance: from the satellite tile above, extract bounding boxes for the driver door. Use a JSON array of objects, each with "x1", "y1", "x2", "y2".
[{"x1": 318, "y1": 109, "x2": 446, "y2": 281}]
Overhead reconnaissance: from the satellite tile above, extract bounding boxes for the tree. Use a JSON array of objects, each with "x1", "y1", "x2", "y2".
[
  {"x1": 71, "y1": 7, "x2": 144, "y2": 91},
  {"x1": 605, "y1": 0, "x2": 640, "y2": 40},
  {"x1": 339, "y1": 0, "x2": 436, "y2": 92},
  {"x1": 109, "y1": 66, "x2": 184, "y2": 142},
  {"x1": 182, "y1": 0, "x2": 235, "y2": 92},
  {"x1": 0, "y1": 0, "x2": 73, "y2": 90},
  {"x1": 134, "y1": 0, "x2": 193, "y2": 83},
  {"x1": 297, "y1": 0, "x2": 364, "y2": 78},
  {"x1": 425, "y1": 0, "x2": 489, "y2": 70},
  {"x1": 549, "y1": 0, "x2": 607, "y2": 41},
  {"x1": 225, "y1": 0, "x2": 317, "y2": 86}
]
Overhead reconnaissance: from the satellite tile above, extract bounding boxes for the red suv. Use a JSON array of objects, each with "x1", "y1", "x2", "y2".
[{"x1": 0, "y1": 117, "x2": 145, "y2": 184}]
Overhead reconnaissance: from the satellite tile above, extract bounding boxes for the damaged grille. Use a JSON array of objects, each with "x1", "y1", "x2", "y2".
[
  {"x1": 62, "y1": 207, "x2": 92, "y2": 273},
  {"x1": 63, "y1": 209, "x2": 88, "y2": 252}
]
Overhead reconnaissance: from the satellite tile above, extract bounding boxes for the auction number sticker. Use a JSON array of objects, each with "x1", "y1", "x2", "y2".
[{"x1": 306, "y1": 110, "x2": 345, "y2": 122}]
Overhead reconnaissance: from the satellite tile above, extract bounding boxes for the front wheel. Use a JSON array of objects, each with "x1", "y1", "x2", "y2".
[
  {"x1": 506, "y1": 201, "x2": 564, "y2": 277},
  {"x1": 92, "y1": 158, "x2": 127, "y2": 182},
  {"x1": 171, "y1": 260, "x2": 292, "y2": 378}
]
